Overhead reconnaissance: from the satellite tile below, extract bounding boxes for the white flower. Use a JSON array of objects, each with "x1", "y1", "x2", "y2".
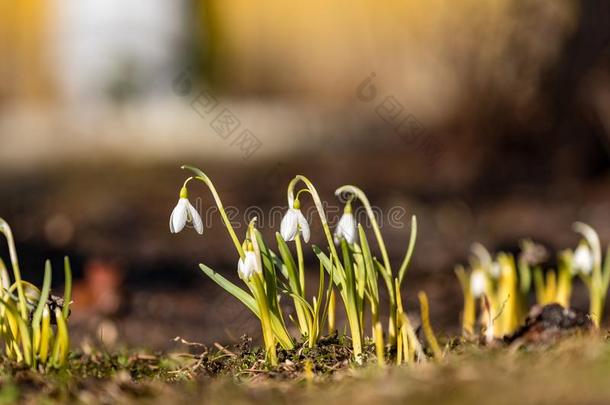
[
  {"x1": 470, "y1": 270, "x2": 486, "y2": 297},
  {"x1": 334, "y1": 210, "x2": 357, "y2": 245},
  {"x1": 169, "y1": 187, "x2": 203, "y2": 234},
  {"x1": 238, "y1": 251, "x2": 259, "y2": 279},
  {"x1": 572, "y1": 243, "x2": 593, "y2": 275},
  {"x1": 280, "y1": 202, "x2": 310, "y2": 243}
]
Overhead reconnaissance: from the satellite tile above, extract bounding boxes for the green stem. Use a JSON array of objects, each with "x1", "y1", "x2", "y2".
[
  {"x1": 335, "y1": 186, "x2": 397, "y2": 344},
  {"x1": 328, "y1": 289, "x2": 336, "y2": 333},
  {"x1": 182, "y1": 166, "x2": 245, "y2": 259},
  {"x1": 334, "y1": 186, "x2": 391, "y2": 274},
  {"x1": 252, "y1": 274, "x2": 277, "y2": 365},
  {"x1": 287, "y1": 175, "x2": 342, "y2": 337},
  {"x1": 347, "y1": 304, "x2": 363, "y2": 360},
  {"x1": 62, "y1": 257, "x2": 73, "y2": 320},
  {"x1": 295, "y1": 234, "x2": 305, "y2": 296},
  {"x1": 372, "y1": 305, "x2": 385, "y2": 366},
  {"x1": 287, "y1": 176, "x2": 337, "y2": 258}
]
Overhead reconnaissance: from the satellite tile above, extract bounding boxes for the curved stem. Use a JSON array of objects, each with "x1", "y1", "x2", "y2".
[
  {"x1": 334, "y1": 185, "x2": 391, "y2": 274},
  {"x1": 335, "y1": 185, "x2": 397, "y2": 343},
  {"x1": 287, "y1": 175, "x2": 341, "y2": 338},
  {"x1": 0, "y1": 219, "x2": 28, "y2": 320},
  {"x1": 182, "y1": 166, "x2": 245, "y2": 259},
  {"x1": 287, "y1": 176, "x2": 336, "y2": 251}
]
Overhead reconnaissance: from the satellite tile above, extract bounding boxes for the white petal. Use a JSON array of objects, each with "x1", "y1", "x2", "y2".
[
  {"x1": 247, "y1": 252, "x2": 259, "y2": 274},
  {"x1": 170, "y1": 199, "x2": 188, "y2": 233},
  {"x1": 169, "y1": 207, "x2": 177, "y2": 233},
  {"x1": 238, "y1": 251, "x2": 258, "y2": 279},
  {"x1": 573, "y1": 245, "x2": 593, "y2": 275},
  {"x1": 333, "y1": 234, "x2": 340, "y2": 245},
  {"x1": 470, "y1": 270, "x2": 486, "y2": 297},
  {"x1": 186, "y1": 200, "x2": 204, "y2": 234},
  {"x1": 297, "y1": 210, "x2": 310, "y2": 243},
  {"x1": 238, "y1": 258, "x2": 248, "y2": 279},
  {"x1": 336, "y1": 213, "x2": 357, "y2": 244},
  {"x1": 280, "y1": 209, "x2": 299, "y2": 241}
]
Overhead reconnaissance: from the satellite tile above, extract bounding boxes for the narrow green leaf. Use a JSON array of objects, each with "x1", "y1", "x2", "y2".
[
  {"x1": 313, "y1": 246, "x2": 343, "y2": 287},
  {"x1": 275, "y1": 233, "x2": 300, "y2": 289},
  {"x1": 199, "y1": 263, "x2": 259, "y2": 316},
  {"x1": 602, "y1": 246, "x2": 610, "y2": 293},
  {"x1": 254, "y1": 229, "x2": 280, "y2": 314},
  {"x1": 398, "y1": 215, "x2": 417, "y2": 285},
  {"x1": 32, "y1": 260, "x2": 52, "y2": 341},
  {"x1": 374, "y1": 257, "x2": 394, "y2": 301},
  {"x1": 283, "y1": 290, "x2": 315, "y2": 315},
  {"x1": 62, "y1": 257, "x2": 73, "y2": 319},
  {"x1": 200, "y1": 263, "x2": 294, "y2": 349},
  {"x1": 358, "y1": 225, "x2": 379, "y2": 302},
  {"x1": 454, "y1": 265, "x2": 468, "y2": 294}
]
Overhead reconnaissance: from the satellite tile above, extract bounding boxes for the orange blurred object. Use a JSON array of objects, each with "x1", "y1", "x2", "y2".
[{"x1": 72, "y1": 259, "x2": 124, "y2": 318}]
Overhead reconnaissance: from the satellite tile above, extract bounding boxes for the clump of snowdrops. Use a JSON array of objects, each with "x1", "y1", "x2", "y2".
[
  {"x1": 457, "y1": 222, "x2": 610, "y2": 339},
  {"x1": 170, "y1": 165, "x2": 440, "y2": 365},
  {"x1": 0, "y1": 218, "x2": 72, "y2": 369}
]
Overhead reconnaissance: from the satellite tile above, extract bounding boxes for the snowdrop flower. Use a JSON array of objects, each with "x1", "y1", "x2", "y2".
[
  {"x1": 572, "y1": 243, "x2": 593, "y2": 275},
  {"x1": 470, "y1": 270, "x2": 486, "y2": 298},
  {"x1": 280, "y1": 199, "x2": 310, "y2": 243},
  {"x1": 238, "y1": 244, "x2": 259, "y2": 280},
  {"x1": 169, "y1": 187, "x2": 203, "y2": 234},
  {"x1": 334, "y1": 203, "x2": 357, "y2": 245}
]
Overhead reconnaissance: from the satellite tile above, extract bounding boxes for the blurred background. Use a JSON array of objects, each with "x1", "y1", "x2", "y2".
[{"x1": 1, "y1": 0, "x2": 610, "y2": 350}]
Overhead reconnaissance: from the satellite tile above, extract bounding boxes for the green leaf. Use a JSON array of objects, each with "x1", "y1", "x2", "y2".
[
  {"x1": 518, "y1": 258, "x2": 532, "y2": 295},
  {"x1": 312, "y1": 246, "x2": 342, "y2": 287},
  {"x1": 32, "y1": 261, "x2": 52, "y2": 330},
  {"x1": 254, "y1": 229, "x2": 274, "y2": 273},
  {"x1": 351, "y1": 245, "x2": 366, "y2": 302},
  {"x1": 602, "y1": 246, "x2": 610, "y2": 293},
  {"x1": 199, "y1": 263, "x2": 259, "y2": 316},
  {"x1": 62, "y1": 257, "x2": 73, "y2": 319},
  {"x1": 269, "y1": 249, "x2": 289, "y2": 279},
  {"x1": 373, "y1": 257, "x2": 394, "y2": 301},
  {"x1": 275, "y1": 233, "x2": 313, "y2": 334},
  {"x1": 357, "y1": 225, "x2": 379, "y2": 302},
  {"x1": 398, "y1": 215, "x2": 417, "y2": 285},
  {"x1": 283, "y1": 290, "x2": 315, "y2": 315},
  {"x1": 200, "y1": 263, "x2": 294, "y2": 349},
  {"x1": 0, "y1": 298, "x2": 32, "y2": 366},
  {"x1": 454, "y1": 265, "x2": 468, "y2": 294},
  {"x1": 254, "y1": 229, "x2": 280, "y2": 314},
  {"x1": 275, "y1": 233, "x2": 301, "y2": 293}
]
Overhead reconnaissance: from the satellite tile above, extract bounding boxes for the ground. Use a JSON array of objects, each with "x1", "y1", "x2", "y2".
[{"x1": 1, "y1": 332, "x2": 609, "y2": 404}]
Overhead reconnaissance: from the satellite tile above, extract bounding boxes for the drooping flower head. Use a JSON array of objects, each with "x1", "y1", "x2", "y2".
[
  {"x1": 334, "y1": 202, "x2": 357, "y2": 245},
  {"x1": 470, "y1": 269, "x2": 486, "y2": 298},
  {"x1": 280, "y1": 198, "x2": 310, "y2": 243},
  {"x1": 238, "y1": 241, "x2": 259, "y2": 280},
  {"x1": 572, "y1": 242, "x2": 594, "y2": 275},
  {"x1": 169, "y1": 186, "x2": 203, "y2": 234}
]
